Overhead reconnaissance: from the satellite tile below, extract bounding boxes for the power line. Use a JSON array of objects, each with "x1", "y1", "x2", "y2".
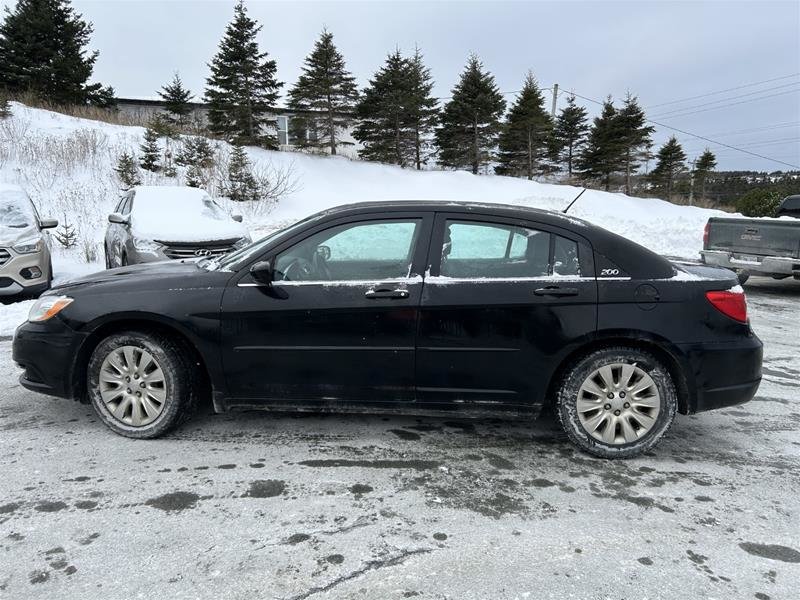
[
  {"x1": 645, "y1": 73, "x2": 800, "y2": 109},
  {"x1": 650, "y1": 87, "x2": 800, "y2": 120},
  {"x1": 650, "y1": 82, "x2": 800, "y2": 118},
  {"x1": 701, "y1": 121, "x2": 800, "y2": 138},
  {"x1": 565, "y1": 89, "x2": 800, "y2": 170}
]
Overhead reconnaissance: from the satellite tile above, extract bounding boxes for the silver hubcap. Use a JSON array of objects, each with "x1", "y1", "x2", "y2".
[
  {"x1": 576, "y1": 362, "x2": 661, "y2": 445},
  {"x1": 98, "y1": 346, "x2": 167, "y2": 427}
]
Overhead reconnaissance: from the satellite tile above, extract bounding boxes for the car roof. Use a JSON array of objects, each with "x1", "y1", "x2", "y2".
[{"x1": 309, "y1": 200, "x2": 676, "y2": 279}]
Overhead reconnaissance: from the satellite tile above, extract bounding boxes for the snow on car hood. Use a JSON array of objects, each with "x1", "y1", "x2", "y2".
[{"x1": 129, "y1": 186, "x2": 247, "y2": 243}]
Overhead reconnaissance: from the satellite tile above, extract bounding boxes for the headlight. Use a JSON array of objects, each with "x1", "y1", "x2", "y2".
[
  {"x1": 133, "y1": 237, "x2": 164, "y2": 253},
  {"x1": 13, "y1": 236, "x2": 43, "y2": 254},
  {"x1": 28, "y1": 295, "x2": 74, "y2": 322}
]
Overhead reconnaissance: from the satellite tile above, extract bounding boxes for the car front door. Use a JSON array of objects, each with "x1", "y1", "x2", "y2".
[
  {"x1": 220, "y1": 212, "x2": 433, "y2": 406},
  {"x1": 416, "y1": 213, "x2": 598, "y2": 409}
]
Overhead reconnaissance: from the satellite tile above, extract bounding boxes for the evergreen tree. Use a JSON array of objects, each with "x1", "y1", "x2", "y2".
[
  {"x1": 354, "y1": 50, "x2": 413, "y2": 166},
  {"x1": 576, "y1": 98, "x2": 625, "y2": 190},
  {"x1": 435, "y1": 54, "x2": 506, "y2": 174},
  {"x1": 225, "y1": 145, "x2": 259, "y2": 202},
  {"x1": 405, "y1": 47, "x2": 439, "y2": 170},
  {"x1": 54, "y1": 213, "x2": 77, "y2": 248},
  {"x1": 616, "y1": 92, "x2": 654, "y2": 195},
  {"x1": 0, "y1": 0, "x2": 114, "y2": 105},
  {"x1": 185, "y1": 163, "x2": 204, "y2": 188},
  {"x1": 204, "y1": 0, "x2": 283, "y2": 147},
  {"x1": 288, "y1": 28, "x2": 358, "y2": 155},
  {"x1": 495, "y1": 72, "x2": 552, "y2": 180},
  {"x1": 115, "y1": 152, "x2": 141, "y2": 190},
  {"x1": 158, "y1": 72, "x2": 194, "y2": 125},
  {"x1": 553, "y1": 95, "x2": 588, "y2": 176},
  {"x1": 648, "y1": 136, "x2": 687, "y2": 198},
  {"x1": 177, "y1": 136, "x2": 215, "y2": 169},
  {"x1": 139, "y1": 127, "x2": 160, "y2": 172},
  {"x1": 693, "y1": 148, "x2": 717, "y2": 200}
]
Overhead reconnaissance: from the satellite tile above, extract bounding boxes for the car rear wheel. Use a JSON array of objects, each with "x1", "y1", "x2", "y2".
[
  {"x1": 556, "y1": 347, "x2": 677, "y2": 459},
  {"x1": 87, "y1": 331, "x2": 199, "y2": 438}
]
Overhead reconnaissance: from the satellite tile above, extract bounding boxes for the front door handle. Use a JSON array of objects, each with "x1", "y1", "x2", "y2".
[
  {"x1": 365, "y1": 287, "x2": 410, "y2": 299},
  {"x1": 534, "y1": 286, "x2": 580, "y2": 297}
]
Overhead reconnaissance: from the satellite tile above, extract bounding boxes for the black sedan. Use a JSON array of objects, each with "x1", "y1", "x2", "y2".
[{"x1": 12, "y1": 201, "x2": 762, "y2": 458}]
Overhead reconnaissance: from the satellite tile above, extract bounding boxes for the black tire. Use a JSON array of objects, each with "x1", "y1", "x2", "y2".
[
  {"x1": 736, "y1": 270, "x2": 750, "y2": 285},
  {"x1": 556, "y1": 346, "x2": 677, "y2": 459},
  {"x1": 104, "y1": 245, "x2": 112, "y2": 269},
  {"x1": 120, "y1": 252, "x2": 128, "y2": 267},
  {"x1": 86, "y1": 330, "x2": 199, "y2": 438}
]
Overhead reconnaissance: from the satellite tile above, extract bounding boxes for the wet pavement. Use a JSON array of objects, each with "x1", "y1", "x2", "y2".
[{"x1": 1, "y1": 277, "x2": 798, "y2": 599}]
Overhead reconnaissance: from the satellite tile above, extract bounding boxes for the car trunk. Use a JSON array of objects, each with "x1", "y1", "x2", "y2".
[{"x1": 705, "y1": 217, "x2": 800, "y2": 259}]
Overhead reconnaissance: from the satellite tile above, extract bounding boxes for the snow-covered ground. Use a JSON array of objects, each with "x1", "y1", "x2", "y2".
[{"x1": 0, "y1": 101, "x2": 728, "y2": 334}]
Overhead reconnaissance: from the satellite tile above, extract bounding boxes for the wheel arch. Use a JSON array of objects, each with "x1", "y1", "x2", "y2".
[
  {"x1": 545, "y1": 330, "x2": 694, "y2": 415},
  {"x1": 71, "y1": 314, "x2": 215, "y2": 407}
]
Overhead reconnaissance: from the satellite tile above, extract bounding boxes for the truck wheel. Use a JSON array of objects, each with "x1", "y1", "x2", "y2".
[
  {"x1": 556, "y1": 347, "x2": 677, "y2": 459},
  {"x1": 87, "y1": 330, "x2": 199, "y2": 438}
]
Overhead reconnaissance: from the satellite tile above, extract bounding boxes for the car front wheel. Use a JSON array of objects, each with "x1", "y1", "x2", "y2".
[
  {"x1": 86, "y1": 330, "x2": 198, "y2": 438},
  {"x1": 556, "y1": 347, "x2": 677, "y2": 459}
]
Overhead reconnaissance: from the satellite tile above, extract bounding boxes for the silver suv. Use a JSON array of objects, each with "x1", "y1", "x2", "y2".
[
  {"x1": 0, "y1": 184, "x2": 58, "y2": 298},
  {"x1": 104, "y1": 186, "x2": 250, "y2": 267}
]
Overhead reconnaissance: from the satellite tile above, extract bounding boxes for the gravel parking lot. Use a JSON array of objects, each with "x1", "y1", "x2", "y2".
[{"x1": 1, "y1": 278, "x2": 798, "y2": 600}]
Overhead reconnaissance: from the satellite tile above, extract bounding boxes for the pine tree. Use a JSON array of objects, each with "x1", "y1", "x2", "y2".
[
  {"x1": 616, "y1": 92, "x2": 655, "y2": 195},
  {"x1": 648, "y1": 136, "x2": 687, "y2": 198},
  {"x1": 693, "y1": 148, "x2": 717, "y2": 200},
  {"x1": 115, "y1": 152, "x2": 141, "y2": 190},
  {"x1": 186, "y1": 163, "x2": 204, "y2": 188},
  {"x1": 158, "y1": 72, "x2": 194, "y2": 125},
  {"x1": 54, "y1": 213, "x2": 77, "y2": 248},
  {"x1": 288, "y1": 28, "x2": 358, "y2": 155},
  {"x1": 435, "y1": 55, "x2": 506, "y2": 174},
  {"x1": 495, "y1": 73, "x2": 552, "y2": 180},
  {"x1": 405, "y1": 47, "x2": 439, "y2": 170},
  {"x1": 576, "y1": 98, "x2": 625, "y2": 190},
  {"x1": 139, "y1": 127, "x2": 160, "y2": 172},
  {"x1": 225, "y1": 145, "x2": 259, "y2": 202},
  {"x1": 204, "y1": 1, "x2": 283, "y2": 147},
  {"x1": 0, "y1": 0, "x2": 114, "y2": 105},
  {"x1": 553, "y1": 95, "x2": 588, "y2": 176},
  {"x1": 354, "y1": 50, "x2": 413, "y2": 166}
]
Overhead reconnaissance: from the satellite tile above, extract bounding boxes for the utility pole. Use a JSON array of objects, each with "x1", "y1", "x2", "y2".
[
  {"x1": 550, "y1": 83, "x2": 559, "y2": 120},
  {"x1": 688, "y1": 157, "x2": 697, "y2": 206}
]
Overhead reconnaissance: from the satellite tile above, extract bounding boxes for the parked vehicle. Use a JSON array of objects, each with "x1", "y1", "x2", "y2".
[
  {"x1": 701, "y1": 195, "x2": 800, "y2": 284},
  {"x1": 104, "y1": 186, "x2": 250, "y2": 268},
  {"x1": 14, "y1": 201, "x2": 762, "y2": 458},
  {"x1": 0, "y1": 184, "x2": 58, "y2": 299}
]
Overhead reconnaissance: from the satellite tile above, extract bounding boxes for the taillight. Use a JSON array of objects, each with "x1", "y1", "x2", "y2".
[
  {"x1": 703, "y1": 221, "x2": 710, "y2": 248},
  {"x1": 706, "y1": 289, "x2": 747, "y2": 323}
]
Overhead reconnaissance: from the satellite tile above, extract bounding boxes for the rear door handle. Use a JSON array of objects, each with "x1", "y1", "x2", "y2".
[
  {"x1": 365, "y1": 287, "x2": 410, "y2": 299},
  {"x1": 534, "y1": 286, "x2": 580, "y2": 297}
]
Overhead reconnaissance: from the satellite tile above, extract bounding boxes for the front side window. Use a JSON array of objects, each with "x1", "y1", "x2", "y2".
[
  {"x1": 440, "y1": 220, "x2": 581, "y2": 279},
  {"x1": 275, "y1": 220, "x2": 421, "y2": 282}
]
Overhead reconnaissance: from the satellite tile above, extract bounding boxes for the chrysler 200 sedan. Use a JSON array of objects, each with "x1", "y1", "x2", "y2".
[{"x1": 13, "y1": 201, "x2": 762, "y2": 458}]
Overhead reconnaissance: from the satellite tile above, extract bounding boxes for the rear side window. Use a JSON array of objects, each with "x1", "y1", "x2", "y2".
[{"x1": 440, "y1": 220, "x2": 581, "y2": 279}]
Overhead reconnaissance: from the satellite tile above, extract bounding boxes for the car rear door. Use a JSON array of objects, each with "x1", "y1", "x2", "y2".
[
  {"x1": 416, "y1": 212, "x2": 597, "y2": 409},
  {"x1": 220, "y1": 211, "x2": 433, "y2": 405}
]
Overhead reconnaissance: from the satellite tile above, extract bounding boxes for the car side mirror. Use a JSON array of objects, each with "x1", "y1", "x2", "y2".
[
  {"x1": 108, "y1": 212, "x2": 129, "y2": 225},
  {"x1": 231, "y1": 214, "x2": 243, "y2": 223},
  {"x1": 250, "y1": 260, "x2": 273, "y2": 285},
  {"x1": 40, "y1": 218, "x2": 58, "y2": 229}
]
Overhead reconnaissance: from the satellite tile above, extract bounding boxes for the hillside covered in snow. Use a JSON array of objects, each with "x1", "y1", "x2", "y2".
[{"x1": 1, "y1": 101, "x2": 726, "y2": 277}]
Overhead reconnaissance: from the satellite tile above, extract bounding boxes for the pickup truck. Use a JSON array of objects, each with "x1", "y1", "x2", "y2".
[{"x1": 701, "y1": 195, "x2": 800, "y2": 284}]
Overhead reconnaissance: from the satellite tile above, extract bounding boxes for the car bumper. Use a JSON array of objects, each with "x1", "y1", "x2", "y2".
[
  {"x1": 0, "y1": 247, "x2": 50, "y2": 295},
  {"x1": 701, "y1": 250, "x2": 800, "y2": 278},
  {"x1": 12, "y1": 317, "x2": 88, "y2": 399},
  {"x1": 678, "y1": 333, "x2": 763, "y2": 413}
]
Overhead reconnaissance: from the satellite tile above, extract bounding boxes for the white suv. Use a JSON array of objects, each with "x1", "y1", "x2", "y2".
[{"x1": 0, "y1": 185, "x2": 58, "y2": 299}]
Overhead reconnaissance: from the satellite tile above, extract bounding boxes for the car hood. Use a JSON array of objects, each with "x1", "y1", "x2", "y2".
[
  {"x1": 0, "y1": 224, "x2": 39, "y2": 247},
  {"x1": 50, "y1": 260, "x2": 232, "y2": 295},
  {"x1": 131, "y1": 214, "x2": 247, "y2": 244}
]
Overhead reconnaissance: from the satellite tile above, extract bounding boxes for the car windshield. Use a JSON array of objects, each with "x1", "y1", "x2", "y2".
[
  {"x1": 204, "y1": 215, "x2": 320, "y2": 271},
  {"x1": 0, "y1": 199, "x2": 34, "y2": 228}
]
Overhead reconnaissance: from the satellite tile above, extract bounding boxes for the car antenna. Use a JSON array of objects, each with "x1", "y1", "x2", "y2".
[{"x1": 562, "y1": 188, "x2": 586, "y2": 214}]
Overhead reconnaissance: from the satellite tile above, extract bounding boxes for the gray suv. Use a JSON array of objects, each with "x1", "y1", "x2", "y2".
[
  {"x1": 0, "y1": 184, "x2": 58, "y2": 298},
  {"x1": 104, "y1": 186, "x2": 250, "y2": 268}
]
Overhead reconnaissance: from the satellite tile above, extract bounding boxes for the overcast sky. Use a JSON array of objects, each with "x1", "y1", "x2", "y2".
[{"x1": 3, "y1": 0, "x2": 798, "y2": 171}]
